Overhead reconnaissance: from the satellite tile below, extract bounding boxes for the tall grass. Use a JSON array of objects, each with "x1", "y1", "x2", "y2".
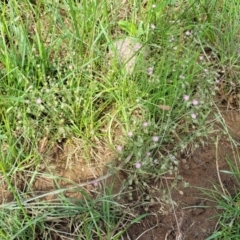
[{"x1": 0, "y1": 0, "x2": 239, "y2": 238}]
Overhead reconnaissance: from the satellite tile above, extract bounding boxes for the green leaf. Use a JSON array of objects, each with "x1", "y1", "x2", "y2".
[
  {"x1": 118, "y1": 20, "x2": 137, "y2": 36},
  {"x1": 0, "y1": 135, "x2": 7, "y2": 140},
  {"x1": 137, "y1": 21, "x2": 145, "y2": 37}
]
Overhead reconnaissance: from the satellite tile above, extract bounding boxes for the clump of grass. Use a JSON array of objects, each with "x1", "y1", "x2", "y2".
[
  {"x1": 0, "y1": 181, "x2": 147, "y2": 239},
  {"x1": 206, "y1": 191, "x2": 240, "y2": 240},
  {"x1": 205, "y1": 156, "x2": 240, "y2": 240}
]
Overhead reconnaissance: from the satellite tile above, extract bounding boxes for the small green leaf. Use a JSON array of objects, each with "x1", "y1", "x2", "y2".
[
  {"x1": 118, "y1": 20, "x2": 137, "y2": 36},
  {"x1": 137, "y1": 21, "x2": 145, "y2": 37},
  {"x1": 0, "y1": 135, "x2": 7, "y2": 140}
]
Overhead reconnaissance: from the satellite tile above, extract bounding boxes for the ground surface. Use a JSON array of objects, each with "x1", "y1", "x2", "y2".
[
  {"x1": 1, "y1": 108, "x2": 240, "y2": 240},
  {"x1": 125, "y1": 109, "x2": 240, "y2": 240},
  {"x1": 1, "y1": 106, "x2": 239, "y2": 239}
]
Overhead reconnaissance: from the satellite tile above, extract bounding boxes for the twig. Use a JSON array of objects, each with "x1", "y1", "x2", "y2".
[{"x1": 215, "y1": 136, "x2": 226, "y2": 195}]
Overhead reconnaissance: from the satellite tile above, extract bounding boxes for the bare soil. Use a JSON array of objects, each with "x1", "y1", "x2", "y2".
[{"x1": 0, "y1": 138, "x2": 115, "y2": 203}]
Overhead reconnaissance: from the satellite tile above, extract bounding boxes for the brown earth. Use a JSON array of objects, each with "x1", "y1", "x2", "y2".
[{"x1": 0, "y1": 138, "x2": 115, "y2": 203}]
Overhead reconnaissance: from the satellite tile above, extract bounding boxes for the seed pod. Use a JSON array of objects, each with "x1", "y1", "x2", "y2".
[
  {"x1": 128, "y1": 178, "x2": 133, "y2": 185},
  {"x1": 134, "y1": 179, "x2": 139, "y2": 185}
]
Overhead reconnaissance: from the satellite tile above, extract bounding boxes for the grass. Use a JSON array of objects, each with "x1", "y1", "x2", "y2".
[
  {"x1": 205, "y1": 155, "x2": 240, "y2": 240},
  {"x1": 0, "y1": 0, "x2": 240, "y2": 239},
  {"x1": 0, "y1": 183, "x2": 147, "y2": 239}
]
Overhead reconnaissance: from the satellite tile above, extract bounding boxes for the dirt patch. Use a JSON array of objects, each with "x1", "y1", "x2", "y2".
[
  {"x1": 125, "y1": 111, "x2": 240, "y2": 240},
  {"x1": 32, "y1": 137, "x2": 116, "y2": 200},
  {"x1": 0, "y1": 177, "x2": 13, "y2": 204},
  {"x1": 0, "y1": 137, "x2": 116, "y2": 204}
]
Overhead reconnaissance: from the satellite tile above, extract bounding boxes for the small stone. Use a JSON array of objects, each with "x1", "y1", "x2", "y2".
[
  {"x1": 107, "y1": 37, "x2": 149, "y2": 74},
  {"x1": 191, "y1": 207, "x2": 205, "y2": 216},
  {"x1": 182, "y1": 159, "x2": 187, "y2": 164}
]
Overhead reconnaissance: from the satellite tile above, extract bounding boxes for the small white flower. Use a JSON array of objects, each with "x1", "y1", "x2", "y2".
[
  {"x1": 116, "y1": 145, "x2": 123, "y2": 152},
  {"x1": 152, "y1": 136, "x2": 159, "y2": 142},
  {"x1": 135, "y1": 162, "x2": 141, "y2": 169},
  {"x1": 128, "y1": 131, "x2": 133, "y2": 137},
  {"x1": 36, "y1": 98, "x2": 42, "y2": 104},
  {"x1": 143, "y1": 122, "x2": 149, "y2": 127},
  {"x1": 150, "y1": 24, "x2": 156, "y2": 29},
  {"x1": 192, "y1": 99, "x2": 199, "y2": 106},
  {"x1": 147, "y1": 67, "x2": 154, "y2": 75},
  {"x1": 183, "y1": 95, "x2": 189, "y2": 101},
  {"x1": 169, "y1": 36, "x2": 174, "y2": 42},
  {"x1": 93, "y1": 181, "x2": 98, "y2": 187},
  {"x1": 191, "y1": 113, "x2": 197, "y2": 119}
]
